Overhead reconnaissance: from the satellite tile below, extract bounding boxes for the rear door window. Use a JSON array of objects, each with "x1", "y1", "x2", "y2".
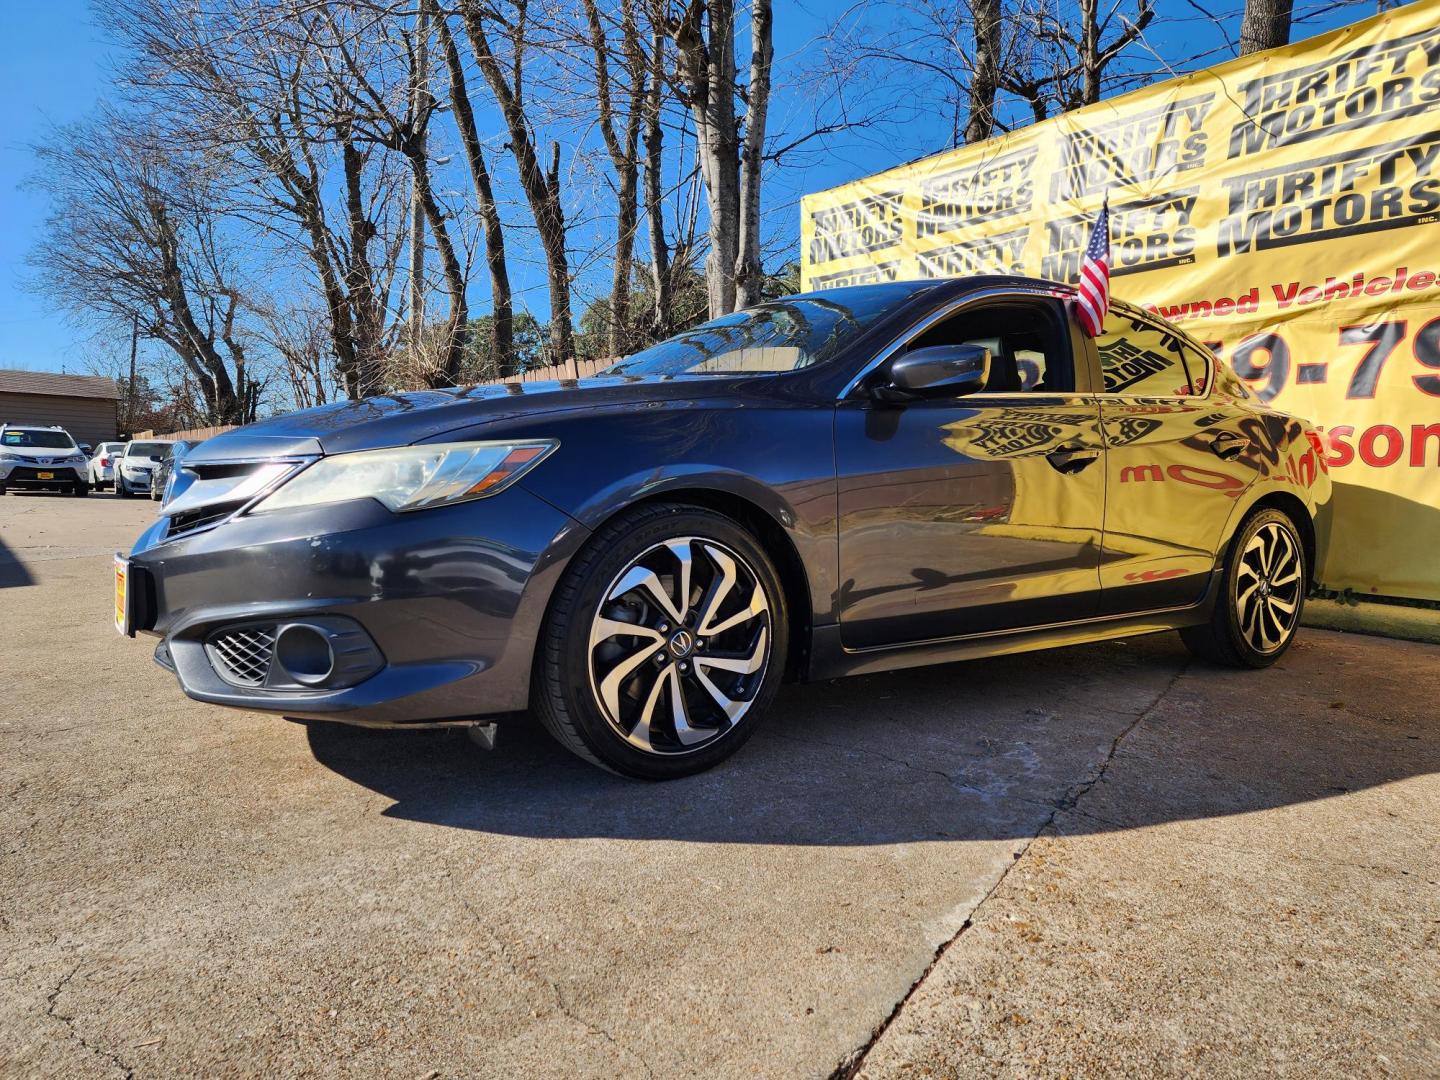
[{"x1": 1095, "y1": 310, "x2": 1197, "y2": 397}]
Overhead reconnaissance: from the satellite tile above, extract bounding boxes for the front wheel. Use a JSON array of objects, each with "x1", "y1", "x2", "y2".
[
  {"x1": 533, "y1": 503, "x2": 788, "y2": 779},
  {"x1": 71, "y1": 481, "x2": 90, "y2": 497},
  {"x1": 1181, "y1": 507, "x2": 1306, "y2": 668},
  {"x1": 114, "y1": 478, "x2": 129, "y2": 498}
]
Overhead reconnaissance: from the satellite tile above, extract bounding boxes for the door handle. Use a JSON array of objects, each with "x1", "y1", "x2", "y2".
[
  {"x1": 1046, "y1": 445, "x2": 1101, "y2": 474},
  {"x1": 1208, "y1": 433, "x2": 1251, "y2": 460}
]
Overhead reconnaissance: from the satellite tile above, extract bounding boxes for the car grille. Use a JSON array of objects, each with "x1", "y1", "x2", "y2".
[
  {"x1": 6, "y1": 467, "x2": 78, "y2": 483},
  {"x1": 160, "y1": 458, "x2": 311, "y2": 541},
  {"x1": 166, "y1": 502, "x2": 248, "y2": 537},
  {"x1": 207, "y1": 625, "x2": 277, "y2": 686}
]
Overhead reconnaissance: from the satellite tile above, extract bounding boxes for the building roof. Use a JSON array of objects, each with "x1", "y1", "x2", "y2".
[{"x1": 0, "y1": 369, "x2": 121, "y2": 400}]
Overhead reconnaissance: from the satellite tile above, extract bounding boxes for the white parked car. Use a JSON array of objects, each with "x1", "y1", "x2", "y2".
[
  {"x1": 87, "y1": 441, "x2": 126, "y2": 490},
  {"x1": 114, "y1": 440, "x2": 175, "y2": 499},
  {"x1": 0, "y1": 424, "x2": 91, "y2": 496}
]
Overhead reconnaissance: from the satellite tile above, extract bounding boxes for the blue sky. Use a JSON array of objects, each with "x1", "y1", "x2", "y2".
[
  {"x1": 0, "y1": 0, "x2": 1380, "y2": 375},
  {"x1": 0, "y1": 0, "x2": 113, "y2": 373}
]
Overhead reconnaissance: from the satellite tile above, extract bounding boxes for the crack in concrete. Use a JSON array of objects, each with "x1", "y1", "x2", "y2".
[
  {"x1": 828, "y1": 662, "x2": 1190, "y2": 1080},
  {"x1": 45, "y1": 963, "x2": 135, "y2": 1079},
  {"x1": 439, "y1": 855, "x2": 656, "y2": 1080}
]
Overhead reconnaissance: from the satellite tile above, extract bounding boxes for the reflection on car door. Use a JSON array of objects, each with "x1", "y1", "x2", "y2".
[
  {"x1": 1090, "y1": 306, "x2": 1256, "y2": 614},
  {"x1": 835, "y1": 295, "x2": 1106, "y2": 649}
]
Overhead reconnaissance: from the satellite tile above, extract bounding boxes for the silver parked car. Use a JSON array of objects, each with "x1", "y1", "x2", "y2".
[
  {"x1": 0, "y1": 424, "x2": 91, "y2": 496},
  {"x1": 114, "y1": 440, "x2": 174, "y2": 499},
  {"x1": 87, "y1": 441, "x2": 126, "y2": 490}
]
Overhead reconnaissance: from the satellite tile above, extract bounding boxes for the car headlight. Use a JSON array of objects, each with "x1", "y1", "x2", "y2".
[
  {"x1": 251, "y1": 440, "x2": 557, "y2": 514},
  {"x1": 0, "y1": 452, "x2": 18, "y2": 461}
]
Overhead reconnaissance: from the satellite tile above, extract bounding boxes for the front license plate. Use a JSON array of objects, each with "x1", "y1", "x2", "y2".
[
  {"x1": 37, "y1": 471, "x2": 55, "y2": 480},
  {"x1": 114, "y1": 555, "x2": 130, "y2": 636}
]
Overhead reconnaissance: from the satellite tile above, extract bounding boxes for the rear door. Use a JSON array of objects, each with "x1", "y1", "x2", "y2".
[
  {"x1": 1086, "y1": 306, "x2": 1255, "y2": 614},
  {"x1": 835, "y1": 290, "x2": 1107, "y2": 649}
]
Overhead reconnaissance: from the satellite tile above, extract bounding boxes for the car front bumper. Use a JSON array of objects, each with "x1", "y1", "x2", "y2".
[
  {"x1": 1, "y1": 463, "x2": 87, "y2": 487},
  {"x1": 128, "y1": 487, "x2": 588, "y2": 724}
]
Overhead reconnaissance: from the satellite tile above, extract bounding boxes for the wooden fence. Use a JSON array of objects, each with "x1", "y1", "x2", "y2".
[
  {"x1": 141, "y1": 357, "x2": 617, "y2": 441},
  {"x1": 133, "y1": 424, "x2": 238, "y2": 442}
]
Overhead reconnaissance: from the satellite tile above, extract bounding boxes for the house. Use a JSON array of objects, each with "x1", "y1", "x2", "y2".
[{"x1": 0, "y1": 369, "x2": 121, "y2": 447}]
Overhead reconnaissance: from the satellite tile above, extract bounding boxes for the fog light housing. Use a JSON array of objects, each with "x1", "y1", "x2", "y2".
[
  {"x1": 204, "y1": 615, "x2": 384, "y2": 691},
  {"x1": 274, "y1": 624, "x2": 336, "y2": 686}
]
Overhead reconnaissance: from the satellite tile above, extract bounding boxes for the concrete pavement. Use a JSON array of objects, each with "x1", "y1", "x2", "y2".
[{"x1": 1, "y1": 492, "x2": 1435, "y2": 1078}]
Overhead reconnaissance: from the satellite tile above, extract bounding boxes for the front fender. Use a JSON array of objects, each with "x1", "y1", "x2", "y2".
[{"x1": 497, "y1": 401, "x2": 841, "y2": 626}]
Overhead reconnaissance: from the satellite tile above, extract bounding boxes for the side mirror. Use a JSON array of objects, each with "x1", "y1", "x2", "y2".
[
  {"x1": 80, "y1": 444, "x2": 93, "y2": 456},
  {"x1": 883, "y1": 344, "x2": 991, "y2": 399}
]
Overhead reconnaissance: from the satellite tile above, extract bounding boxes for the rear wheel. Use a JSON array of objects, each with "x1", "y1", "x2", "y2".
[
  {"x1": 1181, "y1": 507, "x2": 1306, "y2": 668},
  {"x1": 533, "y1": 503, "x2": 788, "y2": 779}
]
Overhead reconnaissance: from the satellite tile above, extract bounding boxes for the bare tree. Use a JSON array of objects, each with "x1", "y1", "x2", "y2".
[
  {"x1": 831, "y1": 0, "x2": 1159, "y2": 146},
  {"x1": 1239, "y1": 0, "x2": 1293, "y2": 54},
  {"x1": 316, "y1": 5, "x2": 471, "y2": 386},
  {"x1": 109, "y1": 0, "x2": 407, "y2": 398},
  {"x1": 582, "y1": 0, "x2": 647, "y2": 355},
  {"x1": 821, "y1": 0, "x2": 1021, "y2": 149},
  {"x1": 1003, "y1": 0, "x2": 1156, "y2": 118},
  {"x1": 668, "y1": 0, "x2": 773, "y2": 316},
  {"x1": 260, "y1": 303, "x2": 339, "y2": 409},
  {"x1": 966, "y1": 0, "x2": 1001, "y2": 143},
  {"x1": 432, "y1": 3, "x2": 515, "y2": 376},
  {"x1": 734, "y1": 0, "x2": 772, "y2": 310},
  {"x1": 458, "y1": 0, "x2": 576, "y2": 363},
  {"x1": 29, "y1": 118, "x2": 263, "y2": 425},
  {"x1": 641, "y1": 6, "x2": 676, "y2": 336}
]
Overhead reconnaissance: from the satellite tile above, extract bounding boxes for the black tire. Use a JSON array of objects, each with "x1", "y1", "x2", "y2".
[
  {"x1": 533, "y1": 502, "x2": 789, "y2": 779},
  {"x1": 114, "y1": 478, "x2": 129, "y2": 498},
  {"x1": 1181, "y1": 506, "x2": 1307, "y2": 669},
  {"x1": 71, "y1": 481, "x2": 90, "y2": 497}
]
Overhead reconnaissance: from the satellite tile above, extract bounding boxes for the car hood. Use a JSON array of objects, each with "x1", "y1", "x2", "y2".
[{"x1": 186, "y1": 374, "x2": 764, "y2": 461}]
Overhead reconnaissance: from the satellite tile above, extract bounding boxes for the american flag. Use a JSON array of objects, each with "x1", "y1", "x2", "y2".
[{"x1": 1076, "y1": 199, "x2": 1111, "y2": 337}]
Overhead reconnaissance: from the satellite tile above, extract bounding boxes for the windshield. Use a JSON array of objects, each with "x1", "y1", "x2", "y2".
[
  {"x1": 2, "y1": 429, "x2": 75, "y2": 449},
  {"x1": 126, "y1": 442, "x2": 172, "y2": 459},
  {"x1": 603, "y1": 282, "x2": 936, "y2": 378}
]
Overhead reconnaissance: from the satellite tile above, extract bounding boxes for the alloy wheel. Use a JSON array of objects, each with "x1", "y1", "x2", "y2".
[
  {"x1": 587, "y1": 536, "x2": 771, "y2": 756},
  {"x1": 1235, "y1": 521, "x2": 1302, "y2": 654}
]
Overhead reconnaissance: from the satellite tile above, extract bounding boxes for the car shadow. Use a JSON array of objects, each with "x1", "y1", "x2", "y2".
[
  {"x1": 305, "y1": 633, "x2": 1436, "y2": 845},
  {"x1": 0, "y1": 533, "x2": 34, "y2": 588}
]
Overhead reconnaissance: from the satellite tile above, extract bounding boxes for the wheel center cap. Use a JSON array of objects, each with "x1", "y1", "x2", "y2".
[{"x1": 668, "y1": 629, "x2": 694, "y2": 658}]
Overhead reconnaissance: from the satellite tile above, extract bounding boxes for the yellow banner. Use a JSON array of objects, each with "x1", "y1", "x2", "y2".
[{"x1": 802, "y1": 1, "x2": 1440, "y2": 602}]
